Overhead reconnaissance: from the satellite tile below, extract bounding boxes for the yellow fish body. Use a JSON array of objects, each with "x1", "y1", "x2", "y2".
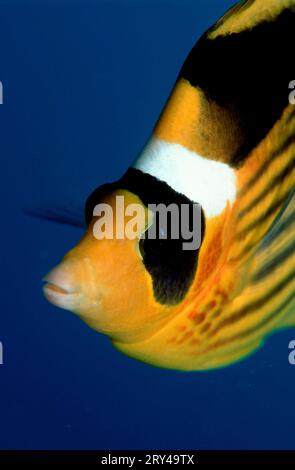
[{"x1": 43, "y1": 0, "x2": 295, "y2": 370}]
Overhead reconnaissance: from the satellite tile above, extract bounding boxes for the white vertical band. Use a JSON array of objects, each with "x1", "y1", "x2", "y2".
[{"x1": 132, "y1": 137, "x2": 236, "y2": 218}]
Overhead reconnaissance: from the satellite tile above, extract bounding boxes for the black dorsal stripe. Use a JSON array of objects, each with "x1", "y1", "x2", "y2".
[
  {"x1": 238, "y1": 158, "x2": 295, "y2": 220},
  {"x1": 253, "y1": 238, "x2": 295, "y2": 282},
  {"x1": 239, "y1": 132, "x2": 295, "y2": 198},
  {"x1": 180, "y1": 8, "x2": 295, "y2": 166}
]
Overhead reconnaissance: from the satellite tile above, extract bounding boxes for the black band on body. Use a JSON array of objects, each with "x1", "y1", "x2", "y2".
[{"x1": 180, "y1": 9, "x2": 295, "y2": 166}]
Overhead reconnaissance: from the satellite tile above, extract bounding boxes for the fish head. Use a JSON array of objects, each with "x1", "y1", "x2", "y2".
[{"x1": 43, "y1": 185, "x2": 181, "y2": 342}]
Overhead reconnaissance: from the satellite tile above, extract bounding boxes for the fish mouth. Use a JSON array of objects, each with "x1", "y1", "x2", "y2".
[
  {"x1": 43, "y1": 280, "x2": 83, "y2": 312},
  {"x1": 44, "y1": 283, "x2": 71, "y2": 295}
]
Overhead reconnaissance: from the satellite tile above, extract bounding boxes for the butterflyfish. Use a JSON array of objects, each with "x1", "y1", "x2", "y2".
[{"x1": 40, "y1": 0, "x2": 295, "y2": 370}]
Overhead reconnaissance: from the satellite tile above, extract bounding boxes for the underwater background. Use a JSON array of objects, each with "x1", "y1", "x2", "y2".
[{"x1": 0, "y1": 0, "x2": 294, "y2": 450}]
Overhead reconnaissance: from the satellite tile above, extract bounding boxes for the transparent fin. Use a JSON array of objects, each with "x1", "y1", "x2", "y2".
[{"x1": 24, "y1": 205, "x2": 85, "y2": 229}]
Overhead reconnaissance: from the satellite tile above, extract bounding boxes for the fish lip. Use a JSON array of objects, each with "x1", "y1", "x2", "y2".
[
  {"x1": 42, "y1": 282, "x2": 84, "y2": 311},
  {"x1": 42, "y1": 281, "x2": 73, "y2": 295},
  {"x1": 42, "y1": 273, "x2": 76, "y2": 294},
  {"x1": 42, "y1": 281, "x2": 81, "y2": 299}
]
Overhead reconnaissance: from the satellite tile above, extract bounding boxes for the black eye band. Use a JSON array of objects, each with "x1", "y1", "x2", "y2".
[{"x1": 85, "y1": 168, "x2": 205, "y2": 305}]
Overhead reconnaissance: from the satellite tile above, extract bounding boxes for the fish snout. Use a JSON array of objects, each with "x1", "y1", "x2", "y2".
[{"x1": 43, "y1": 260, "x2": 85, "y2": 312}]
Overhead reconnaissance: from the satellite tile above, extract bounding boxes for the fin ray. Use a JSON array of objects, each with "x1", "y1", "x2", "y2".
[{"x1": 25, "y1": 206, "x2": 85, "y2": 229}]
